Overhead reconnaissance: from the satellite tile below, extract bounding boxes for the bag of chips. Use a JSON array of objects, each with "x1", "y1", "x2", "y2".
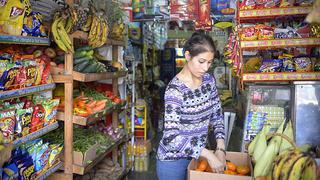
[
  {"x1": 258, "y1": 59, "x2": 283, "y2": 73},
  {"x1": 294, "y1": 57, "x2": 312, "y2": 72},
  {"x1": 0, "y1": 109, "x2": 16, "y2": 143},
  {"x1": 42, "y1": 99, "x2": 60, "y2": 126}
]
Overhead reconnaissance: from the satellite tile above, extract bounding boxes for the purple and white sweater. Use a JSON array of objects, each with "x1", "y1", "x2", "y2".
[{"x1": 157, "y1": 73, "x2": 225, "y2": 161}]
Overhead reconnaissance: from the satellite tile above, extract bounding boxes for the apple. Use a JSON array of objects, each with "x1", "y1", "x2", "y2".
[{"x1": 45, "y1": 48, "x2": 56, "y2": 58}]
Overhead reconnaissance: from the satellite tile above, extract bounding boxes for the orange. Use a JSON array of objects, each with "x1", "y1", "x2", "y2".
[
  {"x1": 226, "y1": 162, "x2": 237, "y2": 172},
  {"x1": 205, "y1": 165, "x2": 214, "y2": 173},
  {"x1": 236, "y1": 165, "x2": 250, "y2": 175},
  {"x1": 197, "y1": 160, "x2": 208, "y2": 171},
  {"x1": 224, "y1": 170, "x2": 237, "y2": 175}
]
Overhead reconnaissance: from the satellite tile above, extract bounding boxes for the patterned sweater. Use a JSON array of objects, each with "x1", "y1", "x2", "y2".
[{"x1": 157, "y1": 73, "x2": 225, "y2": 161}]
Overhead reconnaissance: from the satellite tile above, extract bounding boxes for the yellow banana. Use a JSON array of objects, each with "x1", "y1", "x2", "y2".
[
  {"x1": 288, "y1": 156, "x2": 312, "y2": 180},
  {"x1": 82, "y1": 14, "x2": 92, "y2": 32},
  {"x1": 51, "y1": 17, "x2": 68, "y2": 52},
  {"x1": 64, "y1": 16, "x2": 73, "y2": 34},
  {"x1": 98, "y1": 20, "x2": 108, "y2": 47},
  {"x1": 301, "y1": 157, "x2": 317, "y2": 180},
  {"x1": 56, "y1": 18, "x2": 74, "y2": 53},
  {"x1": 90, "y1": 18, "x2": 102, "y2": 48},
  {"x1": 88, "y1": 15, "x2": 99, "y2": 47},
  {"x1": 271, "y1": 149, "x2": 296, "y2": 180},
  {"x1": 279, "y1": 152, "x2": 306, "y2": 180}
]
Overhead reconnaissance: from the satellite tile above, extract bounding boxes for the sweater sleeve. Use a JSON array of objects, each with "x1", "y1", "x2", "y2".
[
  {"x1": 210, "y1": 78, "x2": 225, "y2": 140},
  {"x1": 161, "y1": 85, "x2": 183, "y2": 150}
]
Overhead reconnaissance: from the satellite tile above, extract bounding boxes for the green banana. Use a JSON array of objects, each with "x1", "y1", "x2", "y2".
[
  {"x1": 288, "y1": 156, "x2": 312, "y2": 180},
  {"x1": 56, "y1": 18, "x2": 74, "y2": 53},
  {"x1": 252, "y1": 125, "x2": 270, "y2": 162},
  {"x1": 64, "y1": 16, "x2": 73, "y2": 34},
  {"x1": 52, "y1": 17, "x2": 68, "y2": 52},
  {"x1": 301, "y1": 157, "x2": 317, "y2": 180},
  {"x1": 88, "y1": 15, "x2": 99, "y2": 46}
]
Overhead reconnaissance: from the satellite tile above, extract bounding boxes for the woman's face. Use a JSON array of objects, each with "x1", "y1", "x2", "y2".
[{"x1": 186, "y1": 51, "x2": 214, "y2": 78}]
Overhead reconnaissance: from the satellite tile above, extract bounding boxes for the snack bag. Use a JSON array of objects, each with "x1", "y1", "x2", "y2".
[
  {"x1": 25, "y1": 60, "x2": 38, "y2": 87},
  {"x1": 0, "y1": 109, "x2": 16, "y2": 143},
  {"x1": 280, "y1": 0, "x2": 295, "y2": 7},
  {"x1": 16, "y1": 107, "x2": 33, "y2": 137},
  {"x1": 256, "y1": 24, "x2": 274, "y2": 40},
  {"x1": 0, "y1": 0, "x2": 26, "y2": 35},
  {"x1": 30, "y1": 105, "x2": 45, "y2": 133},
  {"x1": 282, "y1": 58, "x2": 295, "y2": 72},
  {"x1": 2, "y1": 163, "x2": 19, "y2": 180},
  {"x1": 22, "y1": 12, "x2": 47, "y2": 37},
  {"x1": 258, "y1": 59, "x2": 283, "y2": 72},
  {"x1": 240, "y1": 26, "x2": 258, "y2": 40},
  {"x1": 255, "y1": 0, "x2": 279, "y2": 8},
  {"x1": 34, "y1": 142, "x2": 50, "y2": 173},
  {"x1": 41, "y1": 63, "x2": 53, "y2": 84},
  {"x1": 48, "y1": 144, "x2": 63, "y2": 166},
  {"x1": 34, "y1": 60, "x2": 45, "y2": 85},
  {"x1": 239, "y1": 0, "x2": 256, "y2": 10},
  {"x1": 42, "y1": 99, "x2": 60, "y2": 126},
  {"x1": 0, "y1": 63, "x2": 19, "y2": 91},
  {"x1": 294, "y1": 57, "x2": 312, "y2": 72}
]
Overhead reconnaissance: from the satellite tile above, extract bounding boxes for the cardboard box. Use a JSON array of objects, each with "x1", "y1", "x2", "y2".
[
  {"x1": 188, "y1": 152, "x2": 253, "y2": 180},
  {"x1": 61, "y1": 143, "x2": 99, "y2": 166}
]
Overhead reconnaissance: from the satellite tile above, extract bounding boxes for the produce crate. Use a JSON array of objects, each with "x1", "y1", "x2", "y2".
[
  {"x1": 61, "y1": 143, "x2": 100, "y2": 167},
  {"x1": 188, "y1": 152, "x2": 253, "y2": 180}
]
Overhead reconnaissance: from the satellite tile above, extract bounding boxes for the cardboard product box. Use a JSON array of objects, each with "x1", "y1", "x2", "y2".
[
  {"x1": 188, "y1": 152, "x2": 253, "y2": 180},
  {"x1": 61, "y1": 143, "x2": 99, "y2": 167}
]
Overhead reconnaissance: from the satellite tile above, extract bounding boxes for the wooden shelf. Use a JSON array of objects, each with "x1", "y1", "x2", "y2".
[
  {"x1": 72, "y1": 135, "x2": 127, "y2": 175},
  {"x1": 73, "y1": 71, "x2": 127, "y2": 82},
  {"x1": 242, "y1": 72, "x2": 320, "y2": 82},
  {"x1": 0, "y1": 83, "x2": 56, "y2": 100},
  {"x1": 56, "y1": 102, "x2": 126, "y2": 126},
  {"x1": 0, "y1": 34, "x2": 50, "y2": 46},
  {"x1": 71, "y1": 31, "x2": 125, "y2": 46},
  {"x1": 13, "y1": 122, "x2": 59, "y2": 147},
  {"x1": 238, "y1": 6, "x2": 312, "y2": 19},
  {"x1": 36, "y1": 160, "x2": 63, "y2": 180},
  {"x1": 240, "y1": 38, "x2": 320, "y2": 49}
]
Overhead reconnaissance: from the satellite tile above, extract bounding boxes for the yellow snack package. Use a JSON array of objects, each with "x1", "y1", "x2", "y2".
[{"x1": 0, "y1": 0, "x2": 26, "y2": 35}]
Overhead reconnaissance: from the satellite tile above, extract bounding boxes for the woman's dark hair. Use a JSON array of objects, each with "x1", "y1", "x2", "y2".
[{"x1": 183, "y1": 30, "x2": 216, "y2": 58}]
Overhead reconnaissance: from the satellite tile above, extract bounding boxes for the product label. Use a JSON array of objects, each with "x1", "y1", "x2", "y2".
[
  {"x1": 10, "y1": 6, "x2": 24, "y2": 18},
  {"x1": 0, "y1": 0, "x2": 7, "y2": 7}
]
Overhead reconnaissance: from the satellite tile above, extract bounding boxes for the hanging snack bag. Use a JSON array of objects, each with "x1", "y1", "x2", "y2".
[
  {"x1": 30, "y1": 105, "x2": 45, "y2": 133},
  {"x1": 16, "y1": 107, "x2": 33, "y2": 137},
  {"x1": 258, "y1": 59, "x2": 283, "y2": 72},
  {"x1": 0, "y1": 0, "x2": 26, "y2": 35},
  {"x1": 42, "y1": 99, "x2": 60, "y2": 126},
  {"x1": 0, "y1": 109, "x2": 16, "y2": 143},
  {"x1": 240, "y1": 26, "x2": 258, "y2": 40},
  {"x1": 294, "y1": 57, "x2": 312, "y2": 72}
]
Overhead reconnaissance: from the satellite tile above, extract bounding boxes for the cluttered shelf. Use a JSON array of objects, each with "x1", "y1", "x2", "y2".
[
  {"x1": 72, "y1": 135, "x2": 127, "y2": 175},
  {"x1": 71, "y1": 31, "x2": 125, "y2": 46},
  {"x1": 56, "y1": 101, "x2": 127, "y2": 126},
  {"x1": 238, "y1": 6, "x2": 312, "y2": 19},
  {"x1": 240, "y1": 38, "x2": 320, "y2": 49},
  {"x1": 242, "y1": 72, "x2": 320, "y2": 82},
  {"x1": 35, "y1": 160, "x2": 63, "y2": 180},
  {"x1": 0, "y1": 83, "x2": 56, "y2": 101},
  {"x1": 0, "y1": 34, "x2": 50, "y2": 46},
  {"x1": 13, "y1": 122, "x2": 59, "y2": 147}
]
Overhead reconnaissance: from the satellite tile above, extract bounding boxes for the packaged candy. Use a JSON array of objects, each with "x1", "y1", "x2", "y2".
[
  {"x1": 48, "y1": 144, "x2": 63, "y2": 166},
  {"x1": 239, "y1": 0, "x2": 256, "y2": 10},
  {"x1": 282, "y1": 58, "x2": 295, "y2": 72},
  {"x1": 294, "y1": 57, "x2": 312, "y2": 72},
  {"x1": 240, "y1": 26, "x2": 258, "y2": 40},
  {"x1": 16, "y1": 108, "x2": 33, "y2": 137},
  {"x1": 42, "y1": 99, "x2": 60, "y2": 126},
  {"x1": 30, "y1": 105, "x2": 45, "y2": 133},
  {"x1": 279, "y1": 0, "x2": 295, "y2": 7},
  {"x1": 258, "y1": 59, "x2": 283, "y2": 73},
  {"x1": 274, "y1": 27, "x2": 300, "y2": 39},
  {"x1": 0, "y1": 109, "x2": 16, "y2": 143},
  {"x1": 256, "y1": 24, "x2": 274, "y2": 40}
]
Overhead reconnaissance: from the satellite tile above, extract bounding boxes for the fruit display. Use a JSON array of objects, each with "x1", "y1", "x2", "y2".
[
  {"x1": 51, "y1": 15, "x2": 74, "y2": 53},
  {"x1": 0, "y1": 46, "x2": 54, "y2": 91},
  {"x1": 0, "y1": 95, "x2": 59, "y2": 143},
  {"x1": 74, "y1": 158, "x2": 123, "y2": 180},
  {"x1": 1, "y1": 138, "x2": 62, "y2": 180},
  {"x1": 195, "y1": 159, "x2": 250, "y2": 176},
  {"x1": 248, "y1": 119, "x2": 318, "y2": 179}
]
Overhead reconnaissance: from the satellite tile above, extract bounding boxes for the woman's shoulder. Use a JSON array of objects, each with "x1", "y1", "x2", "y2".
[{"x1": 166, "y1": 76, "x2": 184, "y2": 91}]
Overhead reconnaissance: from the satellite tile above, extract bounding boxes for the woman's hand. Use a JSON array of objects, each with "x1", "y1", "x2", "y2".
[
  {"x1": 200, "y1": 148, "x2": 225, "y2": 173},
  {"x1": 215, "y1": 149, "x2": 226, "y2": 167}
]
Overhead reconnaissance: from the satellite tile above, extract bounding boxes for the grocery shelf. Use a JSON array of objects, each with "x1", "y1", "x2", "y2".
[
  {"x1": 240, "y1": 38, "x2": 320, "y2": 49},
  {"x1": 73, "y1": 70, "x2": 127, "y2": 82},
  {"x1": 238, "y1": 6, "x2": 312, "y2": 19},
  {"x1": 0, "y1": 83, "x2": 56, "y2": 100},
  {"x1": 57, "y1": 101, "x2": 126, "y2": 126},
  {"x1": 242, "y1": 72, "x2": 320, "y2": 82},
  {"x1": 0, "y1": 34, "x2": 50, "y2": 46},
  {"x1": 72, "y1": 135, "x2": 127, "y2": 175},
  {"x1": 71, "y1": 31, "x2": 125, "y2": 46},
  {"x1": 35, "y1": 160, "x2": 63, "y2": 180},
  {"x1": 13, "y1": 122, "x2": 59, "y2": 147}
]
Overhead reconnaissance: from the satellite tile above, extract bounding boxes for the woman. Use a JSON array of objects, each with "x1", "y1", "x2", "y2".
[{"x1": 157, "y1": 30, "x2": 226, "y2": 180}]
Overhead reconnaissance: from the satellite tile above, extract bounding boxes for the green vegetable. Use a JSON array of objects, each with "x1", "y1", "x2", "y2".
[{"x1": 74, "y1": 60, "x2": 90, "y2": 72}]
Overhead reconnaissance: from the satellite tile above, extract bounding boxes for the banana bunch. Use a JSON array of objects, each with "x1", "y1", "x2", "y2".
[
  {"x1": 51, "y1": 16, "x2": 74, "y2": 53},
  {"x1": 271, "y1": 146, "x2": 318, "y2": 180},
  {"x1": 87, "y1": 14, "x2": 108, "y2": 48},
  {"x1": 109, "y1": 21, "x2": 125, "y2": 40}
]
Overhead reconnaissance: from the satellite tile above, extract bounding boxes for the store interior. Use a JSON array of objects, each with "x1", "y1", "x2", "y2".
[{"x1": 0, "y1": 0, "x2": 320, "y2": 180}]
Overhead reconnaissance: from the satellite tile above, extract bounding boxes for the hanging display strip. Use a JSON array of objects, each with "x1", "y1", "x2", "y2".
[
  {"x1": 0, "y1": 35, "x2": 50, "y2": 46},
  {"x1": 35, "y1": 161, "x2": 63, "y2": 180},
  {"x1": 240, "y1": 38, "x2": 320, "y2": 49},
  {"x1": 13, "y1": 122, "x2": 59, "y2": 147},
  {"x1": 242, "y1": 72, "x2": 320, "y2": 82},
  {"x1": 71, "y1": 31, "x2": 125, "y2": 46},
  {"x1": 238, "y1": 6, "x2": 312, "y2": 19},
  {"x1": 73, "y1": 71, "x2": 128, "y2": 82},
  {"x1": 56, "y1": 101, "x2": 126, "y2": 126},
  {"x1": 72, "y1": 135, "x2": 127, "y2": 175},
  {"x1": 0, "y1": 83, "x2": 56, "y2": 100}
]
